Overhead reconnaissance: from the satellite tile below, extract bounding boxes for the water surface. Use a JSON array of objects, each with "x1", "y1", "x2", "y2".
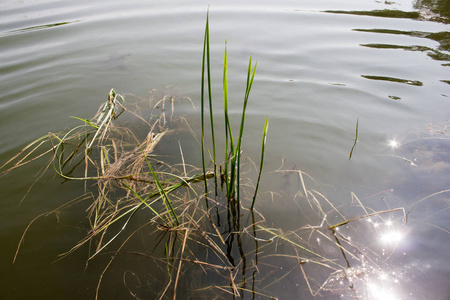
[{"x1": 1, "y1": 0, "x2": 449, "y2": 299}]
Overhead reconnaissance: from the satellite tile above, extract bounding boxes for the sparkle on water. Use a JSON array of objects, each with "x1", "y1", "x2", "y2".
[
  {"x1": 334, "y1": 218, "x2": 407, "y2": 299},
  {"x1": 388, "y1": 139, "x2": 400, "y2": 149},
  {"x1": 368, "y1": 282, "x2": 399, "y2": 300}
]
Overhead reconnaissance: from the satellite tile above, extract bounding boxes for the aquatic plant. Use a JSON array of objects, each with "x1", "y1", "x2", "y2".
[
  {"x1": 1, "y1": 12, "x2": 419, "y2": 300},
  {"x1": 200, "y1": 12, "x2": 267, "y2": 209}
]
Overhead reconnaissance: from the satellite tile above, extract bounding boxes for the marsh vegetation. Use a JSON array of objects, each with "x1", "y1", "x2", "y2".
[{"x1": 3, "y1": 14, "x2": 439, "y2": 300}]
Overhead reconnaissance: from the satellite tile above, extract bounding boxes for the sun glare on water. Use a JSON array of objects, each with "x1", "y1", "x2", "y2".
[
  {"x1": 368, "y1": 283, "x2": 399, "y2": 300},
  {"x1": 380, "y1": 220, "x2": 405, "y2": 245},
  {"x1": 389, "y1": 139, "x2": 400, "y2": 149},
  {"x1": 381, "y1": 230, "x2": 404, "y2": 244}
]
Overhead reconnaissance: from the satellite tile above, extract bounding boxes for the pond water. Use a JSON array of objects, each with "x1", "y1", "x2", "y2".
[{"x1": 1, "y1": 0, "x2": 449, "y2": 299}]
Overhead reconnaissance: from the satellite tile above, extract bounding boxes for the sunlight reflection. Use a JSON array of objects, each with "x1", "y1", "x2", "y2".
[
  {"x1": 368, "y1": 283, "x2": 399, "y2": 300},
  {"x1": 388, "y1": 139, "x2": 400, "y2": 149},
  {"x1": 378, "y1": 272, "x2": 388, "y2": 281},
  {"x1": 379, "y1": 220, "x2": 405, "y2": 245},
  {"x1": 381, "y1": 230, "x2": 403, "y2": 244}
]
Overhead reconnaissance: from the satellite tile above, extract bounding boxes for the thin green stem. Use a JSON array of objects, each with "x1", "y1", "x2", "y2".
[
  {"x1": 142, "y1": 150, "x2": 179, "y2": 226},
  {"x1": 251, "y1": 116, "x2": 269, "y2": 210},
  {"x1": 236, "y1": 57, "x2": 257, "y2": 204},
  {"x1": 205, "y1": 15, "x2": 217, "y2": 196},
  {"x1": 201, "y1": 12, "x2": 208, "y2": 196}
]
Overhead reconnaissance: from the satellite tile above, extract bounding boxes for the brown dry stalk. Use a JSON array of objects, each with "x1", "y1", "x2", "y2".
[
  {"x1": 173, "y1": 229, "x2": 188, "y2": 300},
  {"x1": 329, "y1": 207, "x2": 406, "y2": 229}
]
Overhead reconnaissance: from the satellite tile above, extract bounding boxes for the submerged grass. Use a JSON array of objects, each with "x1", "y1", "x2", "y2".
[{"x1": 1, "y1": 12, "x2": 422, "y2": 300}]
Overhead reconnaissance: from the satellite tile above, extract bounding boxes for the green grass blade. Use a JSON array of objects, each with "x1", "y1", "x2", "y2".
[
  {"x1": 227, "y1": 157, "x2": 236, "y2": 199},
  {"x1": 141, "y1": 150, "x2": 179, "y2": 226},
  {"x1": 223, "y1": 42, "x2": 234, "y2": 193},
  {"x1": 205, "y1": 14, "x2": 218, "y2": 195},
  {"x1": 51, "y1": 124, "x2": 97, "y2": 180},
  {"x1": 235, "y1": 56, "x2": 257, "y2": 203},
  {"x1": 251, "y1": 116, "x2": 269, "y2": 210},
  {"x1": 123, "y1": 183, "x2": 169, "y2": 226},
  {"x1": 201, "y1": 12, "x2": 208, "y2": 195},
  {"x1": 223, "y1": 42, "x2": 228, "y2": 163},
  {"x1": 70, "y1": 117, "x2": 99, "y2": 129}
]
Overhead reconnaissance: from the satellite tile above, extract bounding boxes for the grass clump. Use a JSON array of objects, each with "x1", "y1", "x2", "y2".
[
  {"x1": 4, "y1": 89, "x2": 207, "y2": 262},
  {"x1": 200, "y1": 12, "x2": 268, "y2": 211},
  {"x1": 2, "y1": 13, "x2": 271, "y2": 298}
]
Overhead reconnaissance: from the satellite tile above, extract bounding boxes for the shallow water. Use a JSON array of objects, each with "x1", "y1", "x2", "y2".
[{"x1": 1, "y1": 0, "x2": 449, "y2": 299}]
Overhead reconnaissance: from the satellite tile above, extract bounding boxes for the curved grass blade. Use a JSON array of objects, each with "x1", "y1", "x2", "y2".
[{"x1": 0, "y1": 134, "x2": 51, "y2": 176}]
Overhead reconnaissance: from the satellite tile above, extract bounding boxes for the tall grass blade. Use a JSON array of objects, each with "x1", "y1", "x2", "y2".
[
  {"x1": 205, "y1": 14, "x2": 218, "y2": 195},
  {"x1": 223, "y1": 42, "x2": 235, "y2": 193},
  {"x1": 236, "y1": 57, "x2": 257, "y2": 203},
  {"x1": 251, "y1": 116, "x2": 269, "y2": 210},
  {"x1": 223, "y1": 42, "x2": 229, "y2": 189},
  {"x1": 201, "y1": 12, "x2": 208, "y2": 195},
  {"x1": 201, "y1": 11, "x2": 218, "y2": 196}
]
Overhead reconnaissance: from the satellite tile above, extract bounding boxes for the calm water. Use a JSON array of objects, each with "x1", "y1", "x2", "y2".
[{"x1": 1, "y1": 0, "x2": 449, "y2": 299}]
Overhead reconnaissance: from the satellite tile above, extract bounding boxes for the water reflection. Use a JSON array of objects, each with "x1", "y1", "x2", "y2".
[
  {"x1": 413, "y1": 0, "x2": 450, "y2": 23},
  {"x1": 325, "y1": 9, "x2": 450, "y2": 65},
  {"x1": 6, "y1": 20, "x2": 81, "y2": 36},
  {"x1": 355, "y1": 28, "x2": 450, "y2": 62},
  {"x1": 323, "y1": 7, "x2": 449, "y2": 103},
  {"x1": 326, "y1": 2, "x2": 450, "y2": 24},
  {"x1": 388, "y1": 139, "x2": 400, "y2": 149},
  {"x1": 361, "y1": 75, "x2": 423, "y2": 86},
  {"x1": 1, "y1": 0, "x2": 449, "y2": 298},
  {"x1": 368, "y1": 282, "x2": 399, "y2": 300},
  {"x1": 324, "y1": 9, "x2": 421, "y2": 20},
  {"x1": 320, "y1": 215, "x2": 408, "y2": 299},
  {"x1": 380, "y1": 229, "x2": 404, "y2": 244}
]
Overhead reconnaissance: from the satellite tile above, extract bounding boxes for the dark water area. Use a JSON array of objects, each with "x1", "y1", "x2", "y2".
[{"x1": 1, "y1": 0, "x2": 449, "y2": 299}]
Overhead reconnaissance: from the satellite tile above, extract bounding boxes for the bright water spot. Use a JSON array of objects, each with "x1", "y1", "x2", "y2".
[{"x1": 1, "y1": 0, "x2": 449, "y2": 299}]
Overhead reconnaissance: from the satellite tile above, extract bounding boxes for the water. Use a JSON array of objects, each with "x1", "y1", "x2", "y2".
[{"x1": 1, "y1": 0, "x2": 449, "y2": 299}]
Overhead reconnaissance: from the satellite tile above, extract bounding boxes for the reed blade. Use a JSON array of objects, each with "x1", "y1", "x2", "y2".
[
  {"x1": 236, "y1": 57, "x2": 257, "y2": 203},
  {"x1": 205, "y1": 14, "x2": 218, "y2": 195},
  {"x1": 223, "y1": 42, "x2": 235, "y2": 193},
  {"x1": 251, "y1": 116, "x2": 269, "y2": 210},
  {"x1": 201, "y1": 12, "x2": 208, "y2": 195}
]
